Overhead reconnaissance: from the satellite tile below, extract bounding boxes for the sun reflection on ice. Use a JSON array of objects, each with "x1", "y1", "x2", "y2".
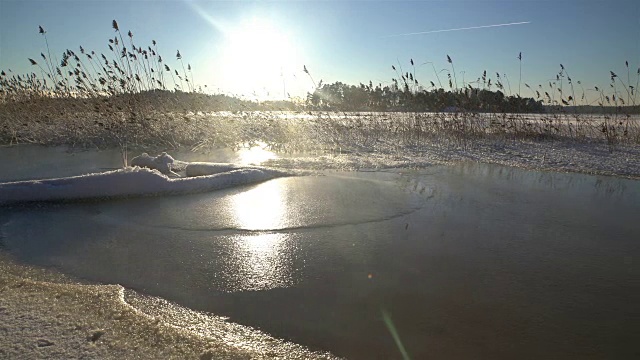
[
  {"x1": 231, "y1": 179, "x2": 286, "y2": 230},
  {"x1": 227, "y1": 178, "x2": 296, "y2": 291},
  {"x1": 230, "y1": 233, "x2": 296, "y2": 291}
]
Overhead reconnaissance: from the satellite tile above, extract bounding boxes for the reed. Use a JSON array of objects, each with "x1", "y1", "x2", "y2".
[{"x1": 1, "y1": 22, "x2": 639, "y2": 157}]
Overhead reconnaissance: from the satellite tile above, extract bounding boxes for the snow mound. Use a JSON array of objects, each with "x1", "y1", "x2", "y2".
[
  {"x1": 0, "y1": 165, "x2": 298, "y2": 205},
  {"x1": 185, "y1": 162, "x2": 243, "y2": 177},
  {"x1": 130, "y1": 152, "x2": 176, "y2": 174}
]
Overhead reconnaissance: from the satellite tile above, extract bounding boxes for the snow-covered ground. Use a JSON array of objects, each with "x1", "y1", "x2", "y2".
[{"x1": 263, "y1": 137, "x2": 640, "y2": 179}]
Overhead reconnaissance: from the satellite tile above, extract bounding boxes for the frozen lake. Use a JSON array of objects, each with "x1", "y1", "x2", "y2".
[{"x1": 1, "y1": 145, "x2": 639, "y2": 359}]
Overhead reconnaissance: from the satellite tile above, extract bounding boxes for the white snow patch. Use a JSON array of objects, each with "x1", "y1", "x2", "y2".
[{"x1": 130, "y1": 152, "x2": 175, "y2": 174}]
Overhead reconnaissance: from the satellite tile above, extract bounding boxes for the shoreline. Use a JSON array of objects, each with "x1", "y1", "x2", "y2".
[{"x1": 0, "y1": 254, "x2": 339, "y2": 359}]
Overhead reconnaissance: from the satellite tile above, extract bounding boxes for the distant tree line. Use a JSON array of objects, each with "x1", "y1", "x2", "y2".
[{"x1": 305, "y1": 81, "x2": 545, "y2": 113}]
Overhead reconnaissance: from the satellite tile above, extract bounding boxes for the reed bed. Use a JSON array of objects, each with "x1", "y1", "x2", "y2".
[{"x1": 1, "y1": 22, "x2": 639, "y2": 160}]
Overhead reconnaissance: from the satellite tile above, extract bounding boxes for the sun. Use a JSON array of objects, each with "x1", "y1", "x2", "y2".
[{"x1": 219, "y1": 18, "x2": 301, "y2": 100}]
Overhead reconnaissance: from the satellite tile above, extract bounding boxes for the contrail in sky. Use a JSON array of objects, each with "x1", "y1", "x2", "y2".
[{"x1": 384, "y1": 21, "x2": 531, "y2": 38}]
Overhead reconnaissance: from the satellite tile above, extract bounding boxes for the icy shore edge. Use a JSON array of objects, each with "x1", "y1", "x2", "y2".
[{"x1": 0, "y1": 255, "x2": 339, "y2": 359}]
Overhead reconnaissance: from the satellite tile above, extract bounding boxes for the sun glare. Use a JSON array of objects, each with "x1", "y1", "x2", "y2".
[
  {"x1": 219, "y1": 18, "x2": 301, "y2": 100},
  {"x1": 237, "y1": 141, "x2": 277, "y2": 165},
  {"x1": 231, "y1": 178, "x2": 286, "y2": 230}
]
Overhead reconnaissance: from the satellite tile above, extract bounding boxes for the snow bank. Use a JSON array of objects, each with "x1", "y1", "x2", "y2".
[
  {"x1": 185, "y1": 162, "x2": 243, "y2": 177},
  {"x1": 0, "y1": 165, "x2": 298, "y2": 205}
]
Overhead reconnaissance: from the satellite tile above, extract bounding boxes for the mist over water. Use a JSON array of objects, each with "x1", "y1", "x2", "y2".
[{"x1": 1, "y1": 146, "x2": 639, "y2": 359}]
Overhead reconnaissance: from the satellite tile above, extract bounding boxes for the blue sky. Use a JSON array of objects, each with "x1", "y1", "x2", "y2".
[{"x1": 1, "y1": 0, "x2": 638, "y2": 101}]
